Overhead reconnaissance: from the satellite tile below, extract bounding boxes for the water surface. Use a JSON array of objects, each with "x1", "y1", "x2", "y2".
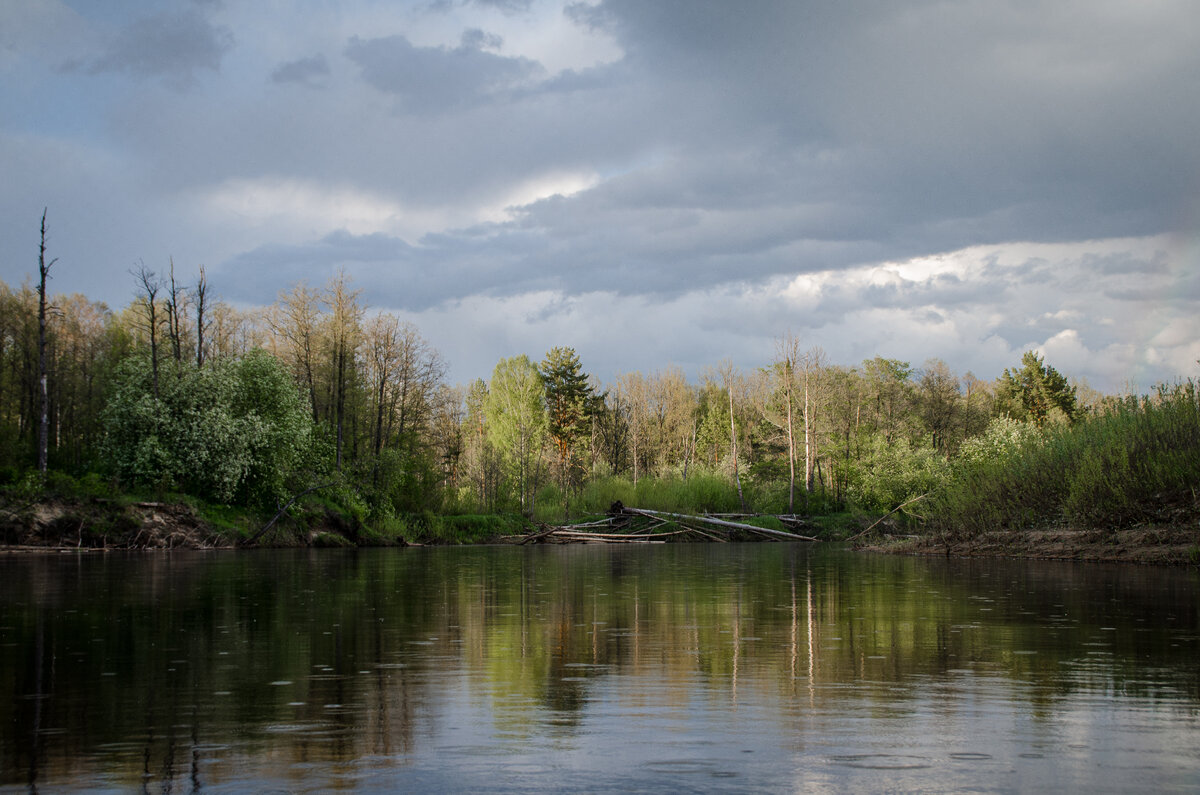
[{"x1": 1, "y1": 544, "x2": 1198, "y2": 792}]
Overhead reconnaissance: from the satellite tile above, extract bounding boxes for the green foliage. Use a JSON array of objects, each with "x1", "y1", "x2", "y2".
[
  {"x1": 485, "y1": 355, "x2": 548, "y2": 512},
  {"x1": 955, "y1": 416, "x2": 1044, "y2": 468},
  {"x1": 996, "y1": 351, "x2": 1078, "y2": 426},
  {"x1": 101, "y1": 350, "x2": 317, "y2": 507},
  {"x1": 842, "y1": 436, "x2": 949, "y2": 512},
  {"x1": 928, "y1": 381, "x2": 1200, "y2": 538},
  {"x1": 360, "y1": 446, "x2": 444, "y2": 516},
  {"x1": 540, "y1": 347, "x2": 595, "y2": 454}
]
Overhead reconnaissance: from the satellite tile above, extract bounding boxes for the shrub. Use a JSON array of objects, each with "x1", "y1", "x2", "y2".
[
  {"x1": 101, "y1": 351, "x2": 317, "y2": 507},
  {"x1": 927, "y1": 381, "x2": 1200, "y2": 538}
]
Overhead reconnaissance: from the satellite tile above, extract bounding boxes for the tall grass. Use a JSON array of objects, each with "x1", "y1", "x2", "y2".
[
  {"x1": 532, "y1": 471, "x2": 748, "y2": 522},
  {"x1": 928, "y1": 380, "x2": 1200, "y2": 539}
]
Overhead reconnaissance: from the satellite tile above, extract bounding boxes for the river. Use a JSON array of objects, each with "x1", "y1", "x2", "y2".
[{"x1": 1, "y1": 544, "x2": 1197, "y2": 792}]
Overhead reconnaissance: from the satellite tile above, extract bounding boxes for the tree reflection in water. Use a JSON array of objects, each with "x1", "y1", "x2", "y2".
[{"x1": 1, "y1": 545, "x2": 1197, "y2": 792}]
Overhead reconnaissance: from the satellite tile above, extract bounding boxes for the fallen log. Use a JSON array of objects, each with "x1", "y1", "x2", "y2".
[
  {"x1": 550, "y1": 529, "x2": 684, "y2": 541},
  {"x1": 622, "y1": 508, "x2": 818, "y2": 542},
  {"x1": 519, "y1": 524, "x2": 559, "y2": 545}
]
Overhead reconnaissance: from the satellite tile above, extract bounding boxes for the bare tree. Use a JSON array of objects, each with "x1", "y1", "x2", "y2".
[
  {"x1": 131, "y1": 264, "x2": 162, "y2": 398},
  {"x1": 766, "y1": 333, "x2": 801, "y2": 513},
  {"x1": 194, "y1": 265, "x2": 210, "y2": 367},
  {"x1": 799, "y1": 346, "x2": 827, "y2": 495},
  {"x1": 325, "y1": 270, "x2": 363, "y2": 471},
  {"x1": 164, "y1": 258, "x2": 186, "y2": 365},
  {"x1": 269, "y1": 282, "x2": 323, "y2": 422},
  {"x1": 717, "y1": 359, "x2": 748, "y2": 512},
  {"x1": 36, "y1": 209, "x2": 57, "y2": 476}
]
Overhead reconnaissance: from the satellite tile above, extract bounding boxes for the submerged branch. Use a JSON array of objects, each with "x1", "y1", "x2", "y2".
[
  {"x1": 846, "y1": 492, "x2": 930, "y2": 543},
  {"x1": 244, "y1": 482, "x2": 335, "y2": 546}
]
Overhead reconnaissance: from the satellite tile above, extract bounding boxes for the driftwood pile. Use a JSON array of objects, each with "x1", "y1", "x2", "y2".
[{"x1": 505, "y1": 504, "x2": 819, "y2": 545}]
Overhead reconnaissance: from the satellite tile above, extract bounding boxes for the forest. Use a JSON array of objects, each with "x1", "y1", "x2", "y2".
[{"x1": 1, "y1": 253, "x2": 1197, "y2": 552}]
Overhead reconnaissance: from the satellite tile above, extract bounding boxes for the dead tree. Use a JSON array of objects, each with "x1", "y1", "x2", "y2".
[
  {"x1": 37, "y1": 209, "x2": 57, "y2": 476},
  {"x1": 132, "y1": 265, "x2": 161, "y2": 398},
  {"x1": 164, "y1": 258, "x2": 185, "y2": 366},
  {"x1": 194, "y1": 265, "x2": 210, "y2": 367}
]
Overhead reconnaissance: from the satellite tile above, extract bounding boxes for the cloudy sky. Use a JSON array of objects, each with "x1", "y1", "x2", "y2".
[{"x1": 2, "y1": 0, "x2": 1198, "y2": 392}]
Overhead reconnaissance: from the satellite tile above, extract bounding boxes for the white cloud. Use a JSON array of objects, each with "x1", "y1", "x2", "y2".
[{"x1": 198, "y1": 178, "x2": 410, "y2": 238}]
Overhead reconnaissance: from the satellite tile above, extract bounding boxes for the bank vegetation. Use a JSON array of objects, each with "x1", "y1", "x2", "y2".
[{"x1": 1, "y1": 227, "x2": 1197, "y2": 560}]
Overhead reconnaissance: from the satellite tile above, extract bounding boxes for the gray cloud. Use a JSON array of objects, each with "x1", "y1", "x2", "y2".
[
  {"x1": 82, "y1": 9, "x2": 234, "y2": 88},
  {"x1": 344, "y1": 32, "x2": 543, "y2": 112},
  {"x1": 270, "y1": 54, "x2": 330, "y2": 87},
  {"x1": 4, "y1": 0, "x2": 1199, "y2": 394}
]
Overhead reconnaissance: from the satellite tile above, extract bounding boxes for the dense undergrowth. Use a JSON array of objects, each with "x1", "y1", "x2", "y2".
[{"x1": 924, "y1": 380, "x2": 1200, "y2": 542}]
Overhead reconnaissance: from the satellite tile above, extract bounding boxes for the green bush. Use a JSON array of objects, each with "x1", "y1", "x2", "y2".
[
  {"x1": 842, "y1": 436, "x2": 949, "y2": 513},
  {"x1": 100, "y1": 350, "x2": 318, "y2": 507}
]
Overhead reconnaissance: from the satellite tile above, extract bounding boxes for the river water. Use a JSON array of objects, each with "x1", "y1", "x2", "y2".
[{"x1": 1, "y1": 544, "x2": 1197, "y2": 793}]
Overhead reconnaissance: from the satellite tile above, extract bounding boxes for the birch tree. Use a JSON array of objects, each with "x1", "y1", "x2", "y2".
[{"x1": 485, "y1": 355, "x2": 547, "y2": 513}]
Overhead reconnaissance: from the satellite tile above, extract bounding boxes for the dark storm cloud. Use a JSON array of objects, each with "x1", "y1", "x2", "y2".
[
  {"x1": 344, "y1": 31, "x2": 542, "y2": 112},
  {"x1": 270, "y1": 54, "x2": 330, "y2": 87},
  {"x1": 79, "y1": 9, "x2": 234, "y2": 88},
  {"x1": 505, "y1": 0, "x2": 1200, "y2": 297},
  {"x1": 4, "y1": 0, "x2": 1198, "y2": 391},
  {"x1": 67, "y1": 0, "x2": 1199, "y2": 317}
]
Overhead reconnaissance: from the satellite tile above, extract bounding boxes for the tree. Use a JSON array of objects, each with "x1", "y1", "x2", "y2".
[
  {"x1": 36, "y1": 209, "x2": 57, "y2": 476},
  {"x1": 462, "y1": 378, "x2": 503, "y2": 511},
  {"x1": 716, "y1": 360, "x2": 748, "y2": 511},
  {"x1": 131, "y1": 265, "x2": 162, "y2": 399},
  {"x1": 269, "y1": 282, "x2": 323, "y2": 422},
  {"x1": 485, "y1": 355, "x2": 547, "y2": 513},
  {"x1": 757, "y1": 333, "x2": 805, "y2": 512},
  {"x1": 915, "y1": 358, "x2": 962, "y2": 455},
  {"x1": 615, "y1": 371, "x2": 649, "y2": 485},
  {"x1": 996, "y1": 351, "x2": 1078, "y2": 426},
  {"x1": 101, "y1": 349, "x2": 315, "y2": 506},
  {"x1": 596, "y1": 385, "x2": 630, "y2": 476},
  {"x1": 540, "y1": 347, "x2": 596, "y2": 501},
  {"x1": 164, "y1": 258, "x2": 187, "y2": 366},
  {"x1": 361, "y1": 312, "x2": 445, "y2": 511},
  {"x1": 862, "y1": 357, "x2": 912, "y2": 444},
  {"x1": 430, "y1": 383, "x2": 466, "y2": 493},
  {"x1": 647, "y1": 367, "x2": 695, "y2": 477},
  {"x1": 796, "y1": 346, "x2": 826, "y2": 496},
  {"x1": 194, "y1": 265, "x2": 210, "y2": 368},
  {"x1": 324, "y1": 270, "x2": 363, "y2": 470}
]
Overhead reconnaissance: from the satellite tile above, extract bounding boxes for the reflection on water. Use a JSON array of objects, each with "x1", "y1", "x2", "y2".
[{"x1": 1, "y1": 545, "x2": 1198, "y2": 792}]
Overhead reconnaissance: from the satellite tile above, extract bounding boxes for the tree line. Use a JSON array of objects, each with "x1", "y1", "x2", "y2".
[{"x1": 1, "y1": 247, "x2": 1093, "y2": 520}]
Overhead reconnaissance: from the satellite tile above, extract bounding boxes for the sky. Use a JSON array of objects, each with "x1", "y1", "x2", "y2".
[{"x1": 2, "y1": 0, "x2": 1198, "y2": 393}]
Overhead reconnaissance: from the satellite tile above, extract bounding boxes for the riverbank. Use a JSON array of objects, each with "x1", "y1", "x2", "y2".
[
  {"x1": 0, "y1": 496, "x2": 395, "y2": 550},
  {"x1": 0, "y1": 495, "x2": 542, "y2": 550},
  {"x1": 5, "y1": 495, "x2": 1196, "y2": 565},
  {"x1": 863, "y1": 522, "x2": 1200, "y2": 565}
]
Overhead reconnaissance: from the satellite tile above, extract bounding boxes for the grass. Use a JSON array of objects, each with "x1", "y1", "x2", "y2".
[
  {"x1": 927, "y1": 380, "x2": 1200, "y2": 541},
  {"x1": 533, "y1": 471, "x2": 785, "y2": 523}
]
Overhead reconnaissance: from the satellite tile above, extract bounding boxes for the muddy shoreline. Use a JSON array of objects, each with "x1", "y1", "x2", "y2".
[{"x1": 863, "y1": 523, "x2": 1200, "y2": 566}]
